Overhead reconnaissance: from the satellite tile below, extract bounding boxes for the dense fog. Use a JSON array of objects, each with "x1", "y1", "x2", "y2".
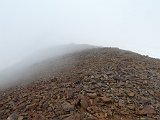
[{"x1": 0, "y1": 44, "x2": 97, "y2": 89}]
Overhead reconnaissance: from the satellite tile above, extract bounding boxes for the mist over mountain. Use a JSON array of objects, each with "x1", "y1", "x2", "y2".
[
  {"x1": 0, "y1": 44, "x2": 160, "y2": 119},
  {"x1": 0, "y1": 44, "x2": 97, "y2": 88},
  {"x1": 0, "y1": 0, "x2": 160, "y2": 119}
]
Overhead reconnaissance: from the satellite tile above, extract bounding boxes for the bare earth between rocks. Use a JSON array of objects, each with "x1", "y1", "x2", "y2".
[{"x1": 0, "y1": 48, "x2": 160, "y2": 120}]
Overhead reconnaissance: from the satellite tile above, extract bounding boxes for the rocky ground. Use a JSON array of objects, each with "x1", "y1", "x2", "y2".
[{"x1": 0, "y1": 47, "x2": 160, "y2": 120}]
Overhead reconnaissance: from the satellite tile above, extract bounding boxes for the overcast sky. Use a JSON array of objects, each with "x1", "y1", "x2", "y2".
[{"x1": 0, "y1": 0, "x2": 159, "y2": 70}]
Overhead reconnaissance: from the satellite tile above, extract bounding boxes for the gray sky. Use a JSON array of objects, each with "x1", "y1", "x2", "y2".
[{"x1": 0, "y1": 0, "x2": 159, "y2": 70}]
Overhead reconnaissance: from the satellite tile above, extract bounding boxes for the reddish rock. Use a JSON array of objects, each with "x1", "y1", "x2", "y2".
[
  {"x1": 65, "y1": 89, "x2": 74, "y2": 99},
  {"x1": 80, "y1": 96, "x2": 89, "y2": 110},
  {"x1": 33, "y1": 114, "x2": 47, "y2": 120},
  {"x1": 100, "y1": 96, "x2": 112, "y2": 103},
  {"x1": 139, "y1": 105, "x2": 156, "y2": 115},
  {"x1": 95, "y1": 112, "x2": 105, "y2": 119},
  {"x1": 62, "y1": 101, "x2": 75, "y2": 112},
  {"x1": 87, "y1": 106, "x2": 99, "y2": 114},
  {"x1": 88, "y1": 99, "x2": 95, "y2": 106},
  {"x1": 118, "y1": 99, "x2": 125, "y2": 107},
  {"x1": 63, "y1": 113, "x2": 81, "y2": 120},
  {"x1": 127, "y1": 104, "x2": 135, "y2": 110},
  {"x1": 87, "y1": 93, "x2": 97, "y2": 99},
  {"x1": 1, "y1": 47, "x2": 160, "y2": 120}
]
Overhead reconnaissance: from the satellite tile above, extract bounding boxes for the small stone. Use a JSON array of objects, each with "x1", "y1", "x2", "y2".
[
  {"x1": 80, "y1": 96, "x2": 89, "y2": 110},
  {"x1": 66, "y1": 89, "x2": 74, "y2": 99},
  {"x1": 95, "y1": 112, "x2": 105, "y2": 119},
  {"x1": 91, "y1": 75, "x2": 95, "y2": 79},
  {"x1": 87, "y1": 106, "x2": 99, "y2": 114},
  {"x1": 113, "y1": 75, "x2": 122, "y2": 81},
  {"x1": 18, "y1": 116, "x2": 24, "y2": 120},
  {"x1": 97, "y1": 82, "x2": 103, "y2": 87},
  {"x1": 33, "y1": 114, "x2": 47, "y2": 120},
  {"x1": 120, "y1": 110, "x2": 129, "y2": 115},
  {"x1": 7, "y1": 113, "x2": 18, "y2": 120},
  {"x1": 26, "y1": 103, "x2": 37, "y2": 110},
  {"x1": 127, "y1": 104, "x2": 135, "y2": 110},
  {"x1": 103, "y1": 74, "x2": 108, "y2": 79},
  {"x1": 47, "y1": 106, "x2": 53, "y2": 112},
  {"x1": 85, "y1": 112, "x2": 97, "y2": 120},
  {"x1": 100, "y1": 96, "x2": 112, "y2": 103},
  {"x1": 139, "y1": 117, "x2": 155, "y2": 120},
  {"x1": 108, "y1": 109, "x2": 113, "y2": 116},
  {"x1": 87, "y1": 93, "x2": 97, "y2": 99},
  {"x1": 139, "y1": 105, "x2": 156, "y2": 115},
  {"x1": 88, "y1": 99, "x2": 94, "y2": 106},
  {"x1": 106, "y1": 71, "x2": 113, "y2": 75},
  {"x1": 118, "y1": 99, "x2": 125, "y2": 107},
  {"x1": 63, "y1": 113, "x2": 81, "y2": 120},
  {"x1": 62, "y1": 102, "x2": 74, "y2": 112},
  {"x1": 140, "y1": 97, "x2": 151, "y2": 105},
  {"x1": 127, "y1": 92, "x2": 135, "y2": 97},
  {"x1": 87, "y1": 107, "x2": 95, "y2": 114}
]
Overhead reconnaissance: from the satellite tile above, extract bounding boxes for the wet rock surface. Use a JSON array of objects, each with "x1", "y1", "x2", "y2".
[{"x1": 1, "y1": 48, "x2": 160, "y2": 120}]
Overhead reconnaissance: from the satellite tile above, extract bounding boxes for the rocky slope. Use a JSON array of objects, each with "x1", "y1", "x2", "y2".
[{"x1": 0, "y1": 47, "x2": 160, "y2": 120}]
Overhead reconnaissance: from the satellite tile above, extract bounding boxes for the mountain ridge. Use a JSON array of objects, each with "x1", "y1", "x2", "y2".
[{"x1": 0, "y1": 46, "x2": 160, "y2": 120}]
